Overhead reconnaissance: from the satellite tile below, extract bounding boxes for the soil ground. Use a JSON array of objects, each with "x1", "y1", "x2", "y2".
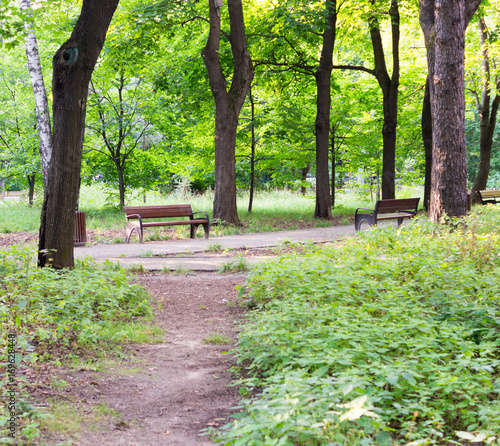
[
  {"x1": 1, "y1": 233, "x2": 251, "y2": 446},
  {"x1": 36, "y1": 272, "x2": 248, "y2": 446}
]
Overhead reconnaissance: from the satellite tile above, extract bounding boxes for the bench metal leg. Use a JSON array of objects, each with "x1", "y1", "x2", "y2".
[
  {"x1": 190, "y1": 224, "x2": 198, "y2": 239},
  {"x1": 202, "y1": 222, "x2": 210, "y2": 239},
  {"x1": 126, "y1": 225, "x2": 143, "y2": 243},
  {"x1": 190, "y1": 222, "x2": 210, "y2": 239},
  {"x1": 355, "y1": 214, "x2": 376, "y2": 231}
]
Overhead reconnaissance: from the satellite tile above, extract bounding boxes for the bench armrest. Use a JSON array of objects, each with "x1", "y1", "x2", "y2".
[
  {"x1": 192, "y1": 211, "x2": 210, "y2": 221},
  {"x1": 355, "y1": 207, "x2": 374, "y2": 217},
  {"x1": 126, "y1": 214, "x2": 143, "y2": 225}
]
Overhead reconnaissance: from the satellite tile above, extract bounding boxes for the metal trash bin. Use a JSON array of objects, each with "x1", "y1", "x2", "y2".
[{"x1": 74, "y1": 211, "x2": 87, "y2": 247}]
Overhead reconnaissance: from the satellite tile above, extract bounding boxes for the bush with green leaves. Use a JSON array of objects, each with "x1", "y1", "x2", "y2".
[
  {"x1": 219, "y1": 207, "x2": 500, "y2": 445},
  {"x1": 0, "y1": 246, "x2": 151, "y2": 351},
  {"x1": 0, "y1": 246, "x2": 152, "y2": 444}
]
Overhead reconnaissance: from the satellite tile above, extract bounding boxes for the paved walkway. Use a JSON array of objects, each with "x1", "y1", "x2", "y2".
[{"x1": 74, "y1": 224, "x2": 358, "y2": 271}]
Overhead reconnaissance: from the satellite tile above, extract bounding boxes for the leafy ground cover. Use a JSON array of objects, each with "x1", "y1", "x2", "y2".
[
  {"x1": 220, "y1": 206, "x2": 500, "y2": 445},
  {"x1": 0, "y1": 246, "x2": 155, "y2": 444}
]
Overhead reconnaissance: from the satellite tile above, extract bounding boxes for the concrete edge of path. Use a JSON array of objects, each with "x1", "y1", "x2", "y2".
[{"x1": 74, "y1": 224, "x2": 361, "y2": 271}]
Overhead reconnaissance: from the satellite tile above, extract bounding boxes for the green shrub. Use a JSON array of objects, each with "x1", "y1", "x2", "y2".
[
  {"x1": 220, "y1": 209, "x2": 500, "y2": 445},
  {"x1": 0, "y1": 246, "x2": 152, "y2": 445}
]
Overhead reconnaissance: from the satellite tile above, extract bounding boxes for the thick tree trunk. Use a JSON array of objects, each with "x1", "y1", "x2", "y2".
[
  {"x1": 202, "y1": 0, "x2": 254, "y2": 225},
  {"x1": 431, "y1": 0, "x2": 468, "y2": 220},
  {"x1": 314, "y1": 0, "x2": 336, "y2": 219},
  {"x1": 369, "y1": 0, "x2": 399, "y2": 200},
  {"x1": 471, "y1": 18, "x2": 500, "y2": 203},
  {"x1": 38, "y1": 0, "x2": 119, "y2": 268},
  {"x1": 21, "y1": 0, "x2": 52, "y2": 189},
  {"x1": 419, "y1": 0, "x2": 481, "y2": 221}
]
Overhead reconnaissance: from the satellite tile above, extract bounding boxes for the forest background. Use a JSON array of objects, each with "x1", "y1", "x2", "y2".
[{"x1": 0, "y1": 0, "x2": 499, "y2": 218}]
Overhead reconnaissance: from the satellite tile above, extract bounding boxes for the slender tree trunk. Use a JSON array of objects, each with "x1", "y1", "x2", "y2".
[
  {"x1": 27, "y1": 174, "x2": 35, "y2": 207},
  {"x1": 21, "y1": 0, "x2": 52, "y2": 189},
  {"x1": 248, "y1": 86, "x2": 256, "y2": 213},
  {"x1": 369, "y1": 0, "x2": 399, "y2": 200},
  {"x1": 471, "y1": 18, "x2": 500, "y2": 203},
  {"x1": 38, "y1": 0, "x2": 119, "y2": 268},
  {"x1": 331, "y1": 133, "x2": 336, "y2": 208},
  {"x1": 301, "y1": 166, "x2": 310, "y2": 196},
  {"x1": 117, "y1": 161, "x2": 126, "y2": 209},
  {"x1": 314, "y1": 0, "x2": 336, "y2": 219},
  {"x1": 422, "y1": 77, "x2": 433, "y2": 210}
]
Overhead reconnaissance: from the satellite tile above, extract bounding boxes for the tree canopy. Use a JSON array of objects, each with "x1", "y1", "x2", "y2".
[{"x1": 0, "y1": 0, "x2": 496, "y2": 265}]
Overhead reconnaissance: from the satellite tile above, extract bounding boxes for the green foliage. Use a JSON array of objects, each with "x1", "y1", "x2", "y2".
[
  {"x1": 219, "y1": 208, "x2": 500, "y2": 445},
  {"x1": 217, "y1": 256, "x2": 250, "y2": 274},
  {"x1": 0, "y1": 247, "x2": 151, "y2": 352},
  {"x1": 0, "y1": 244, "x2": 153, "y2": 445}
]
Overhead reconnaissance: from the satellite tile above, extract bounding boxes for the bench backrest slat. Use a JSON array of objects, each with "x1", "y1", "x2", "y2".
[
  {"x1": 124, "y1": 205, "x2": 194, "y2": 219},
  {"x1": 479, "y1": 190, "x2": 500, "y2": 199},
  {"x1": 375, "y1": 198, "x2": 419, "y2": 214}
]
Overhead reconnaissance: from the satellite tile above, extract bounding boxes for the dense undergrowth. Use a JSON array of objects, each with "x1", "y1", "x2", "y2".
[
  {"x1": 220, "y1": 207, "x2": 500, "y2": 445},
  {"x1": 0, "y1": 247, "x2": 152, "y2": 444}
]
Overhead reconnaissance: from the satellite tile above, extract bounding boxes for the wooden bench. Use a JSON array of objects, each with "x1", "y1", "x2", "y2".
[
  {"x1": 124, "y1": 205, "x2": 210, "y2": 243},
  {"x1": 355, "y1": 198, "x2": 420, "y2": 231},
  {"x1": 479, "y1": 190, "x2": 500, "y2": 205}
]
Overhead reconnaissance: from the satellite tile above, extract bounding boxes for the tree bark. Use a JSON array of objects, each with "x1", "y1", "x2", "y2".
[
  {"x1": 470, "y1": 17, "x2": 500, "y2": 203},
  {"x1": 27, "y1": 173, "x2": 35, "y2": 207},
  {"x1": 202, "y1": 0, "x2": 254, "y2": 225},
  {"x1": 422, "y1": 77, "x2": 433, "y2": 210},
  {"x1": 314, "y1": 0, "x2": 336, "y2": 219},
  {"x1": 419, "y1": 0, "x2": 481, "y2": 221},
  {"x1": 21, "y1": 0, "x2": 52, "y2": 189},
  {"x1": 248, "y1": 86, "x2": 256, "y2": 213},
  {"x1": 38, "y1": 0, "x2": 119, "y2": 268},
  {"x1": 369, "y1": 0, "x2": 399, "y2": 200}
]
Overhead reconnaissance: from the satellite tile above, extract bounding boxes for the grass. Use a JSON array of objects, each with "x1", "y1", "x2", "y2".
[
  {"x1": 0, "y1": 184, "x2": 425, "y2": 237},
  {"x1": 217, "y1": 256, "x2": 250, "y2": 273},
  {"x1": 41, "y1": 400, "x2": 121, "y2": 436},
  {"x1": 218, "y1": 206, "x2": 500, "y2": 445},
  {"x1": 98, "y1": 321, "x2": 164, "y2": 344},
  {"x1": 203, "y1": 333, "x2": 233, "y2": 345},
  {"x1": 207, "y1": 242, "x2": 223, "y2": 253}
]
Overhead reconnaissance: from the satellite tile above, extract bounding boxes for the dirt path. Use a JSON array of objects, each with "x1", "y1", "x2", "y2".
[{"x1": 42, "y1": 272, "x2": 247, "y2": 446}]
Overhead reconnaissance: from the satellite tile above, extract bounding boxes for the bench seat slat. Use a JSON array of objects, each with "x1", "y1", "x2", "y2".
[
  {"x1": 138, "y1": 219, "x2": 210, "y2": 227},
  {"x1": 376, "y1": 212, "x2": 416, "y2": 220}
]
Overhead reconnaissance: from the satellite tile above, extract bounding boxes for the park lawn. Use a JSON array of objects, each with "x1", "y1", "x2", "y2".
[
  {"x1": 0, "y1": 185, "x2": 424, "y2": 237},
  {"x1": 219, "y1": 205, "x2": 500, "y2": 445}
]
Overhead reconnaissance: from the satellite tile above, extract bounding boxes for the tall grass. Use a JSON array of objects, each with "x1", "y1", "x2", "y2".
[{"x1": 0, "y1": 185, "x2": 425, "y2": 235}]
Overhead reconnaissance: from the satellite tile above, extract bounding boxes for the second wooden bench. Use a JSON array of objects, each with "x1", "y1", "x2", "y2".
[
  {"x1": 355, "y1": 198, "x2": 420, "y2": 231},
  {"x1": 479, "y1": 190, "x2": 500, "y2": 205},
  {"x1": 124, "y1": 205, "x2": 210, "y2": 243}
]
